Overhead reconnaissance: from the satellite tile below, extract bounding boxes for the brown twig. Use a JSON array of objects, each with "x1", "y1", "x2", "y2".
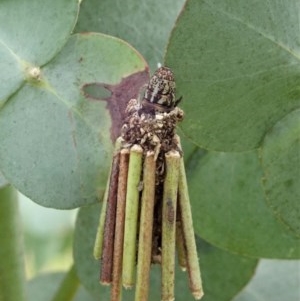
[
  {"x1": 111, "y1": 149, "x2": 130, "y2": 300},
  {"x1": 100, "y1": 151, "x2": 120, "y2": 285},
  {"x1": 94, "y1": 138, "x2": 123, "y2": 260}
]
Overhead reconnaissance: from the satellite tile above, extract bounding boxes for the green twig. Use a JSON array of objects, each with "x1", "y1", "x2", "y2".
[
  {"x1": 50, "y1": 264, "x2": 80, "y2": 301},
  {"x1": 93, "y1": 176, "x2": 110, "y2": 260},
  {"x1": 175, "y1": 216, "x2": 188, "y2": 271},
  {"x1": 161, "y1": 151, "x2": 180, "y2": 301},
  {"x1": 178, "y1": 158, "x2": 204, "y2": 300},
  {"x1": 0, "y1": 185, "x2": 28, "y2": 301},
  {"x1": 122, "y1": 145, "x2": 143, "y2": 289},
  {"x1": 135, "y1": 151, "x2": 156, "y2": 301}
]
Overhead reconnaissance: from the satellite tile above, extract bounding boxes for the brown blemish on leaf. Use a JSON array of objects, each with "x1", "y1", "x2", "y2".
[
  {"x1": 82, "y1": 68, "x2": 149, "y2": 143},
  {"x1": 104, "y1": 69, "x2": 150, "y2": 142}
]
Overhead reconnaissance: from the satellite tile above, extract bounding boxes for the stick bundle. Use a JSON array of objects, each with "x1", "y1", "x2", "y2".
[{"x1": 93, "y1": 97, "x2": 203, "y2": 301}]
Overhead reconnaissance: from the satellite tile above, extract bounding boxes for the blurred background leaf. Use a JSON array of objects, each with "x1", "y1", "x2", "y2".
[
  {"x1": 20, "y1": 194, "x2": 75, "y2": 276},
  {"x1": 28, "y1": 272, "x2": 96, "y2": 301},
  {"x1": 232, "y1": 260, "x2": 300, "y2": 301}
]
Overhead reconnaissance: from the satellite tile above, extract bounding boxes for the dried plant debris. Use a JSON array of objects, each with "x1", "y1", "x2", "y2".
[{"x1": 94, "y1": 67, "x2": 203, "y2": 301}]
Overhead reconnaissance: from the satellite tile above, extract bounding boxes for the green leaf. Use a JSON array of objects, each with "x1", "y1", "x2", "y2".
[
  {"x1": 165, "y1": 0, "x2": 300, "y2": 151},
  {"x1": 73, "y1": 203, "x2": 257, "y2": 301},
  {"x1": 187, "y1": 150, "x2": 300, "y2": 258},
  {"x1": 260, "y1": 109, "x2": 300, "y2": 237},
  {"x1": 28, "y1": 272, "x2": 96, "y2": 301},
  {"x1": 0, "y1": 47, "x2": 23, "y2": 105},
  {"x1": 0, "y1": 0, "x2": 79, "y2": 65},
  {"x1": 75, "y1": 0, "x2": 185, "y2": 71},
  {"x1": 178, "y1": 128, "x2": 201, "y2": 164},
  {"x1": 0, "y1": 0, "x2": 79, "y2": 103},
  {"x1": 0, "y1": 33, "x2": 149, "y2": 209},
  {"x1": 233, "y1": 260, "x2": 300, "y2": 301}
]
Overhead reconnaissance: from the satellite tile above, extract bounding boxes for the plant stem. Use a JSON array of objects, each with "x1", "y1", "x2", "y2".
[
  {"x1": 100, "y1": 151, "x2": 120, "y2": 285},
  {"x1": 161, "y1": 151, "x2": 180, "y2": 301},
  {"x1": 50, "y1": 264, "x2": 79, "y2": 301},
  {"x1": 135, "y1": 151, "x2": 156, "y2": 301},
  {"x1": 94, "y1": 138, "x2": 123, "y2": 260},
  {"x1": 0, "y1": 185, "x2": 28, "y2": 301},
  {"x1": 175, "y1": 213, "x2": 188, "y2": 271},
  {"x1": 122, "y1": 145, "x2": 143, "y2": 289},
  {"x1": 111, "y1": 149, "x2": 130, "y2": 301},
  {"x1": 178, "y1": 158, "x2": 204, "y2": 300},
  {"x1": 93, "y1": 176, "x2": 110, "y2": 260}
]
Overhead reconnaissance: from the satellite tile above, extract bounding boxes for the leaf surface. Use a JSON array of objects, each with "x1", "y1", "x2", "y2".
[
  {"x1": 187, "y1": 150, "x2": 300, "y2": 258},
  {"x1": 0, "y1": 33, "x2": 148, "y2": 209},
  {"x1": 166, "y1": 0, "x2": 300, "y2": 151},
  {"x1": 261, "y1": 109, "x2": 300, "y2": 236},
  {"x1": 0, "y1": 0, "x2": 79, "y2": 103}
]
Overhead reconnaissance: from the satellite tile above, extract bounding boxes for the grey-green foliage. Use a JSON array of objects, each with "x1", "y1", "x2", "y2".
[{"x1": 0, "y1": 0, "x2": 299, "y2": 300}]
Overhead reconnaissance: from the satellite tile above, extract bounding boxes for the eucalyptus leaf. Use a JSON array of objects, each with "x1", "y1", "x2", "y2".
[
  {"x1": 0, "y1": 0, "x2": 79, "y2": 103},
  {"x1": 75, "y1": 0, "x2": 185, "y2": 71},
  {"x1": 178, "y1": 128, "x2": 201, "y2": 164},
  {"x1": 261, "y1": 109, "x2": 300, "y2": 237},
  {"x1": 166, "y1": 0, "x2": 300, "y2": 151},
  {"x1": 0, "y1": 47, "x2": 23, "y2": 105},
  {"x1": 0, "y1": 0, "x2": 79, "y2": 65},
  {"x1": 0, "y1": 33, "x2": 148, "y2": 209},
  {"x1": 187, "y1": 150, "x2": 300, "y2": 258},
  {"x1": 73, "y1": 203, "x2": 257, "y2": 301}
]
